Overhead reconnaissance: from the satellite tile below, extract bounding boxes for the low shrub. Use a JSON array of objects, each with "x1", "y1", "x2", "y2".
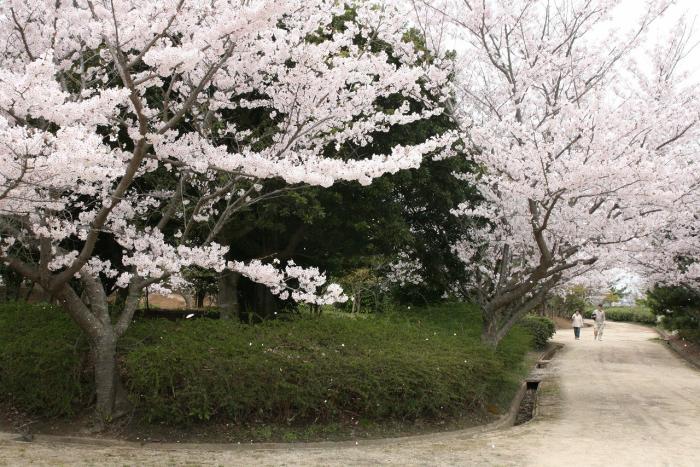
[
  {"x1": 647, "y1": 286, "x2": 700, "y2": 340},
  {"x1": 0, "y1": 302, "x2": 533, "y2": 427},
  {"x1": 124, "y1": 304, "x2": 531, "y2": 425},
  {"x1": 0, "y1": 302, "x2": 91, "y2": 416},
  {"x1": 584, "y1": 306, "x2": 655, "y2": 324},
  {"x1": 518, "y1": 315, "x2": 556, "y2": 349}
]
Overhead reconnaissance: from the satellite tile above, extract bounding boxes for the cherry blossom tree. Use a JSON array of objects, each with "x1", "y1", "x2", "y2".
[
  {"x1": 410, "y1": 0, "x2": 700, "y2": 345},
  {"x1": 0, "y1": 0, "x2": 454, "y2": 420},
  {"x1": 630, "y1": 142, "x2": 700, "y2": 291}
]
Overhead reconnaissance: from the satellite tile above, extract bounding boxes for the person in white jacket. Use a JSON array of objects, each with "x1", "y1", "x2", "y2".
[
  {"x1": 571, "y1": 310, "x2": 584, "y2": 340},
  {"x1": 591, "y1": 305, "x2": 606, "y2": 341}
]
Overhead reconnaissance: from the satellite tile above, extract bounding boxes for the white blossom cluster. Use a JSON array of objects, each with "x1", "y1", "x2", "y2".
[
  {"x1": 229, "y1": 259, "x2": 347, "y2": 305},
  {"x1": 384, "y1": 252, "x2": 425, "y2": 288}
]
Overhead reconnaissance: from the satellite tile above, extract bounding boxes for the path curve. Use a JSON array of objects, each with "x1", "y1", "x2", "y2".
[{"x1": 2, "y1": 320, "x2": 700, "y2": 466}]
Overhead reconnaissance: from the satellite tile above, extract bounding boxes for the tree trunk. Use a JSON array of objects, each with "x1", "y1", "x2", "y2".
[
  {"x1": 6, "y1": 260, "x2": 141, "y2": 426},
  {"x1": 92, "y1": 332, "x2": 129, "y2": 422},
  {"x1": 253, "y1": 283, "x2": 278, "y2": 320},
  {"x1": 218, "y1": 271, "x2": 241, "y2": 320},
  {"x1": 481, "y1": 283, "x2": 555, "y2": 347},
  {"x1": 351, "y1": 288, "x2": 361, "y2": 313},
  {"x1": 182, "y1": 292, "x2": 194, "y2": 309},
  {"x1": 57, "y1": 278, "x2": 136, "y2": 425},
  {"x1": 480, "y1": 307, "x2": 507, "y2": 347},
  {"x1": 196, "y1": 288, "x2": 205, "y2": 308},
  {"x1": 36, "y1": 283, "x2": 53, "y2": 303},
  {"x1": 23, "y1": 280, "x2": 35, "y2": 301}
]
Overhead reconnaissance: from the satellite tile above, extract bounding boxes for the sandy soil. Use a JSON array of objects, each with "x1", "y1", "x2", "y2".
[{"x1": 2, "y1": 320, "x2": 700, "y2": 466}]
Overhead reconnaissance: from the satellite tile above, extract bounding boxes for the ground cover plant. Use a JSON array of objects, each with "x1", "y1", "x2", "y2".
[{"x1": 0, "y1": 302, "x2": 540, "y2": 434}]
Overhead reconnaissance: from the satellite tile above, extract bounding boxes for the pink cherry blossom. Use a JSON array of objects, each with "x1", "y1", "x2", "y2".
[{"x1": 411, "y1": 0, "x2": 699, "y2": 344}]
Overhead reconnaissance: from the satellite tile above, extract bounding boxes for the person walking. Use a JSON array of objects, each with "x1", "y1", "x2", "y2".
[
  {"x1": 591, "y1": 304, "x2": 606, "y2": 341},
  {"x1": 572, "y1": 309, "x2": 584, "y2": 340}
]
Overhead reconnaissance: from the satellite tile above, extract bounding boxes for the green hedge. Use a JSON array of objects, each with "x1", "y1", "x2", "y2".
[
  {"x1": 647, "y1": 286, "x2": 700, "y2": 342},
  {"x1": 124, "y1": 304, "x2": 531, "y2": 425},
  {"x1": 518, "y1": 315, "x2": 556, "y2": 349},
  {"x1": 584, "y1": 306, "x2": 656, "y2": 324},
  {"x1": 0, "y1": 303, "x2": 91, "y2": 416},
  {"x1": 0, "y1": 302, "x2": 533, "y2": 426}
]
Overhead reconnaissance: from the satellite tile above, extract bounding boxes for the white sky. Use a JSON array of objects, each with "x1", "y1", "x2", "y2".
[
  {"x1": 432, "y1": 0, "x2": 700, "y2": 81},
  {"x1": 613, "y1": 0, "x2": 700, "y2": 78}
]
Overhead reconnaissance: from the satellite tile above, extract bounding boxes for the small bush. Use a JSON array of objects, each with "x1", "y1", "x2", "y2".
[
  {"x1": 124, "y1": 304, "x2": 531, "y2": 425},
  {"x1": 0, "y1": 302, "x2": 533, "y2": 427},
  {"x1": 0, "y1": 303, "x2": 91, "y2": 416},
  {"x1": 583, "y1": 306, "x2": 655, "y2": 324},
  {"x1": 647, "y1": 286, "x2": 700, "y2": 339},
  {"x1": 519, "y1": 315, "x2": 556, "y2": 349}
]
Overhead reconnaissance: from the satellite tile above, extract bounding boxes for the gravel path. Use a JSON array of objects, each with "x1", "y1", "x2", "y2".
[{"x1": 2, "y1": 320, "x2": 700, "y2": 466}]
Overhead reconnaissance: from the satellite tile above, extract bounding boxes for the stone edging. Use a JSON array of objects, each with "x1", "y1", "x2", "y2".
[
  {"x1": 527, "y1": 342, "x2": 562, "y2": 424},
  {"x1": 541, "y1": 342, "x2": 564, "y2": 361}
]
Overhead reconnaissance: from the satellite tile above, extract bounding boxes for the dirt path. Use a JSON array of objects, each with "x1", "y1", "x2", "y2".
[{"x1": 2, "y1": 320, "x2": 700, "y2": 466}]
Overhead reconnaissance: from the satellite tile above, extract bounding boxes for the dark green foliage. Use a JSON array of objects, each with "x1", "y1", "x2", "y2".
[
  {"x1": 0, "y1": 303, "x2": 91, "y2": 416},
  {"x1": 647, "y1": 286, "x2": 700, "y2": 342},
  {"x1": 546, "y1": 285, "x2": 591, "y2": 318},
  {"x1": 518, "y1": 315, "x2": 556, "y2": 350},
  {"x1": 0, "y1": 264, "x2": 24, "y2": 302},
  {"x1": 124, "y1": 303, "x2": 530, "y2": 425},
  {"x1": 583, "y1": 306, "x2": 656, "y2": 325},
  {"x1": 208, "y1": 14, "x2": 478, "y2": 311},
  {"x1": 0, "y1": 302, "x2": 535, "y2": 426}
]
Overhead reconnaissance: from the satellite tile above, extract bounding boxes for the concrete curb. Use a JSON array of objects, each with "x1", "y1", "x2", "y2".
[
  {"x1": 541, "y1": 342, "x2": 564, "y2": 362},
  {"x1": 525, "y1": 342, "x2": 563, "y2": 424}
]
